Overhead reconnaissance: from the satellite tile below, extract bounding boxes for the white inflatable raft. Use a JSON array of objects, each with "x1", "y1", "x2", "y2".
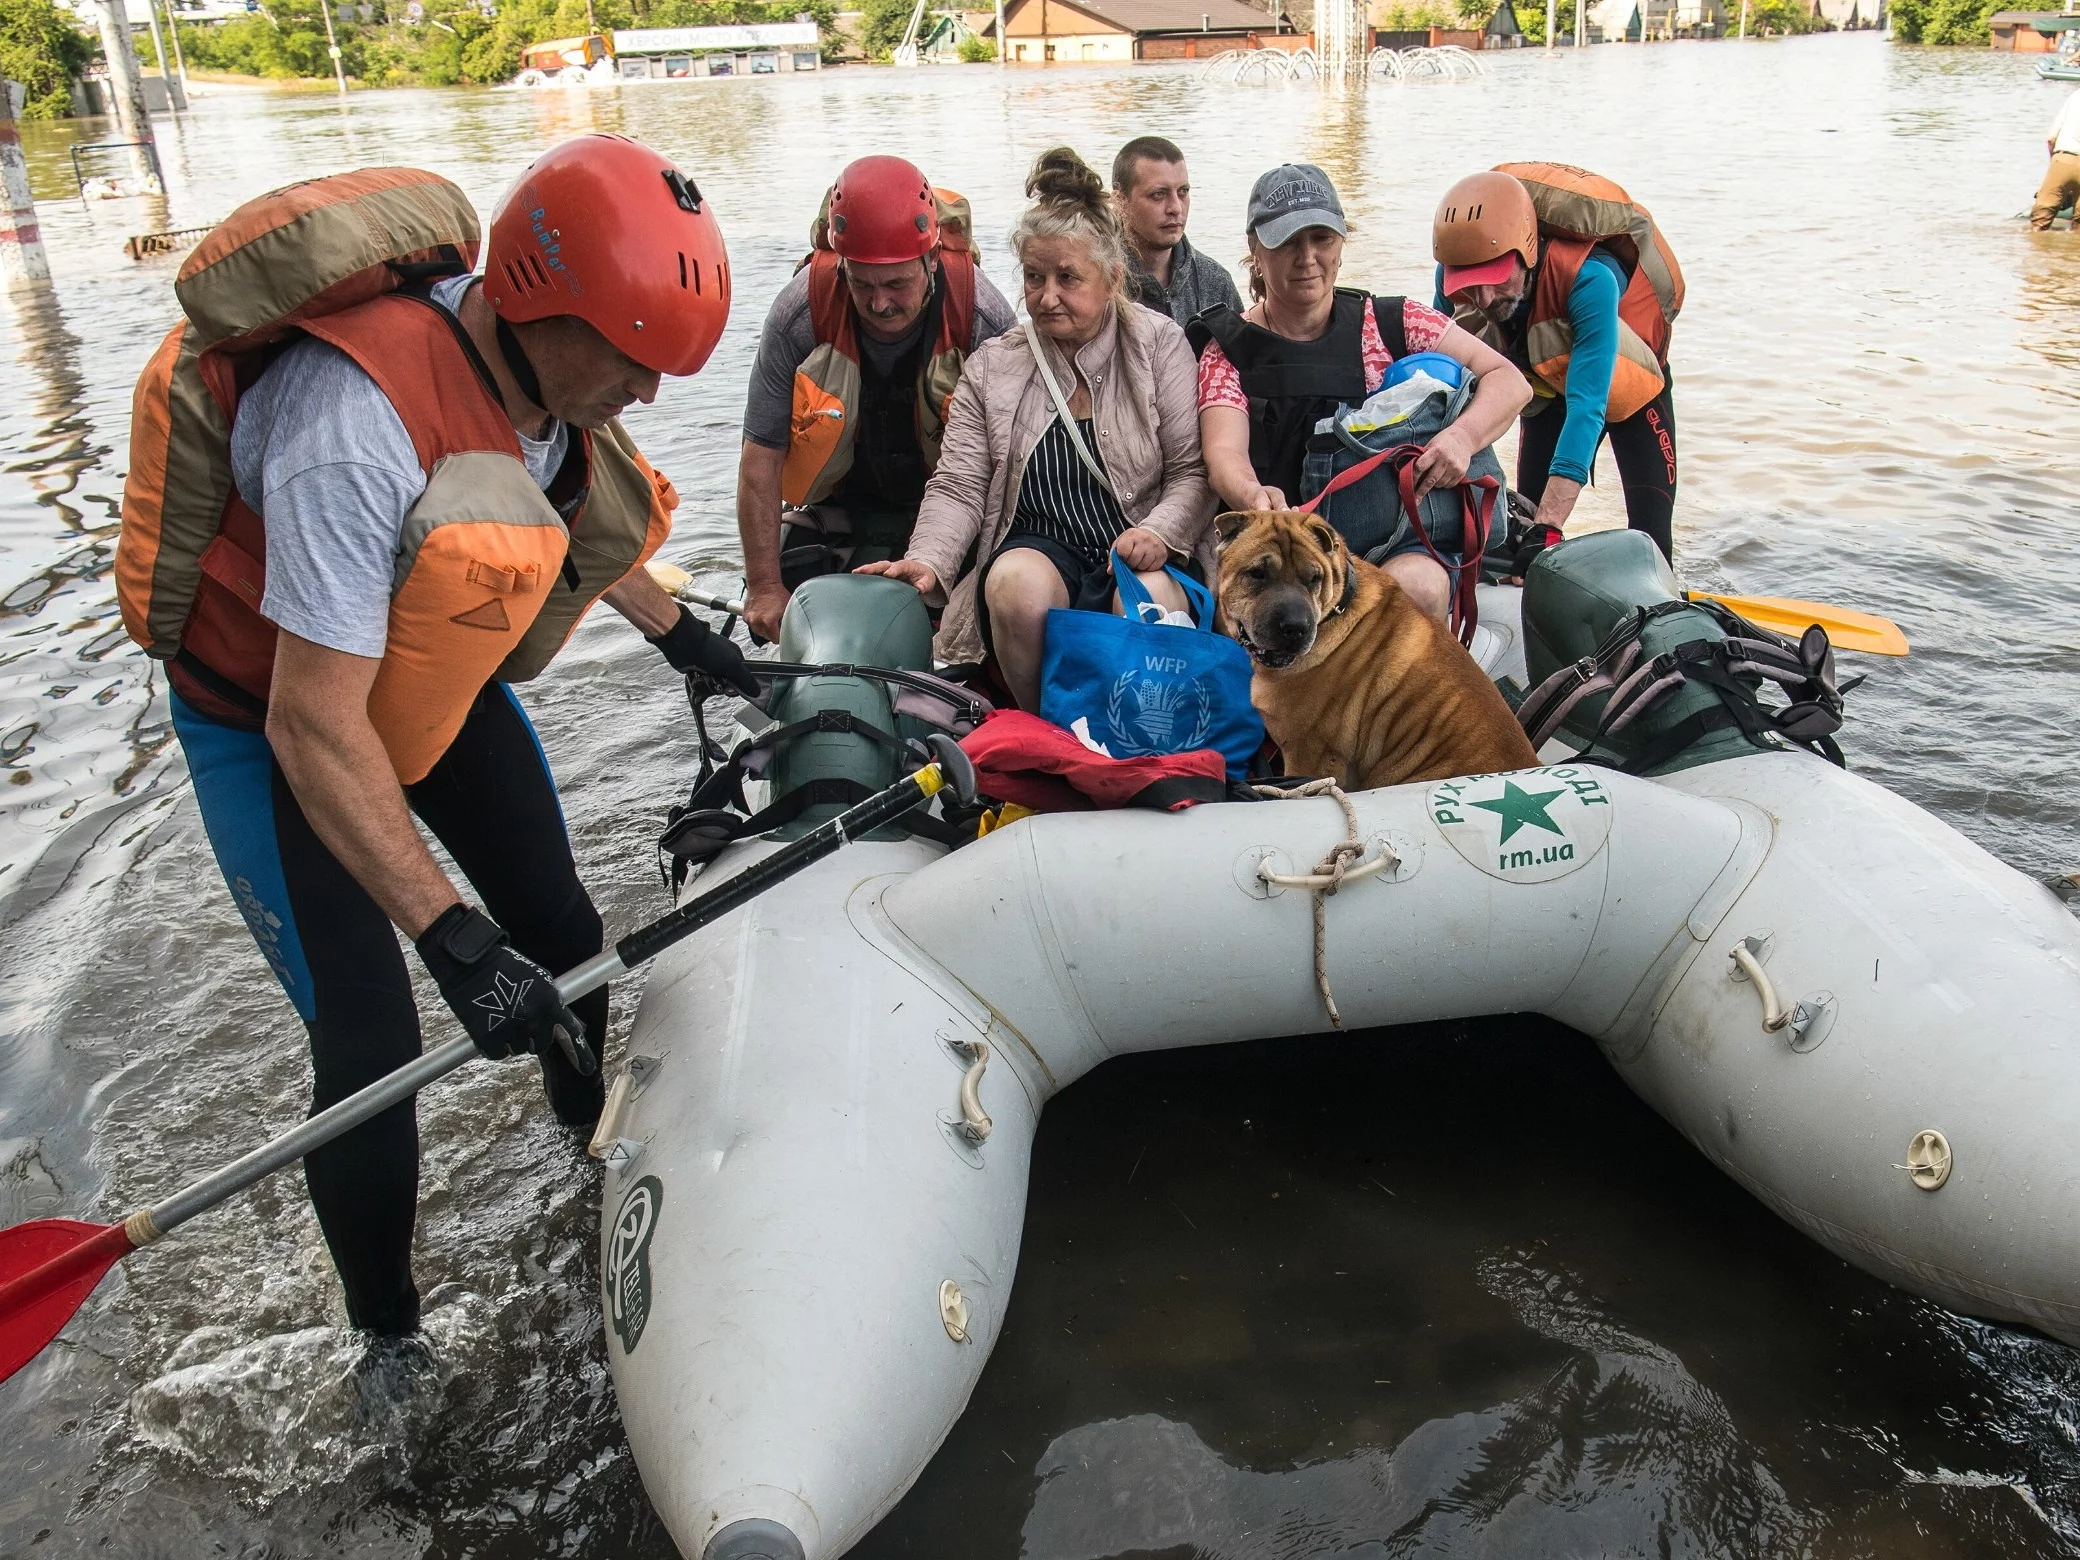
[{"x1": 595, "y1": 536, "x2": 2080, "y2": 1560}]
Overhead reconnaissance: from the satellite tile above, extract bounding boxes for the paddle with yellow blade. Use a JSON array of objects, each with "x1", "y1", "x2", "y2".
[
  {"x1": 1684, "y1": 591, "x2": 1909, "y2": 657},
  {"x1": 1498, "y1": 494, "x2": 1909, "y2": 656},
  {"x1": 646, "y1": 559, "x2": 746, "y2": 622}
]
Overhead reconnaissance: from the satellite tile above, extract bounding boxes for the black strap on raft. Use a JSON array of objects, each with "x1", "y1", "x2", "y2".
[
  {"x1": 658, "y1": 661, "x2": 994, "y2": 892},
  {"x1": 1515, "y1": 597, "x2": 1860, "y2": 773}
]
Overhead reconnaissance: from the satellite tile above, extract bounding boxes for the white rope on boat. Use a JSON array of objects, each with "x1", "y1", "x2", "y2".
[{"x1": 1250, "y1": 778, "x2": 1395, "y2": 1028}]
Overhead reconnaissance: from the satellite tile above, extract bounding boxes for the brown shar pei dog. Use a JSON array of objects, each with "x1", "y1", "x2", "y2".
[{"x1": 1214, "y1": 510, "x2": 1538, "y2": 790}]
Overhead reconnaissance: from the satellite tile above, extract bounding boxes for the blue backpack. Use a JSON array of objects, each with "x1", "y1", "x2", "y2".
[{"x1": 1038, "y1": 556, "x2": 1263, "y2": 780}]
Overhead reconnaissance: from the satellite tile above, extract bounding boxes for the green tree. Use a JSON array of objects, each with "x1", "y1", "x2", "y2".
[
  {"x1": 0, "y1": 0, "x2": 96, "y2": 118},
  {"x1": 1516, "y1": 0, "x2": 1575, "y2": 43},
  {"x1": 1746, "y1": 0, "x2": 1823, "y2": 34},
  {"x1": 1377, "y1": 1, "x2": 1454, "y2": 27},
  {"x1": 857, "y1": 0, "x2": 915, "y2": 59},
  {"x1": 171, "y1": 0, "x2": 839, "y2": 85},
  {"x1": 1889, "y1": 0, "x2": 1995, "y2": 43},
  {"x1": 956, "y1": 29, "x2": 994, "y2": 59}
]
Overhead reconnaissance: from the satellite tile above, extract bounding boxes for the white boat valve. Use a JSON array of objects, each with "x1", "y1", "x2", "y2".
[{"x1": 1902, "y1": 1129, "x2": 1953, "y2": 1191}]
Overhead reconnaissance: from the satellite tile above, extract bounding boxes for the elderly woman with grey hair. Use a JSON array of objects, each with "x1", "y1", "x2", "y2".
[{"x1": 857, "y1": 147, "x2": 1214, "y2": 712}]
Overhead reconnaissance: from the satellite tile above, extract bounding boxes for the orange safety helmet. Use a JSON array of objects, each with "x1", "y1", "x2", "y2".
[
  {"x1": 1433, "y1": 170, "x2": 1539, "y2": 297},
  {"x1": 826, "y1": 155, "x2": 939, "y2": 265},
  {"x1": 486, "y1": 133, "x2": 730, "y2": 377}
]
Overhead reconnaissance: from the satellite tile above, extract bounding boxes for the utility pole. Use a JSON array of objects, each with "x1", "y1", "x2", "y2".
[
  {"x1": 163, "y1": 0, "x2": 191, "y2": 96},
  {"x1": 1575, "y1": 0, "x2": 1585, "y2": 45},
  {"x1": 1737, "y1": 0, "x2": 1749, "y2": 34},
  {"x1": 1546, "y1": 0, "x2": 1557, "y2": 45},
  {"x1": 91, "y1": 0, "x2": 162, "y2": 188},
  {"x1": 996, "y1": 0, "x2": 1006, "y2": 61},
  {"x1": 140, "y1": 0, "x2": 187, "y2": 111},
  {"x1": 319, "y1": 0, "x2": 349, "y2": 93},
  {"x1": 0, "y1": 82, "x2": 52, "y2": 290}
]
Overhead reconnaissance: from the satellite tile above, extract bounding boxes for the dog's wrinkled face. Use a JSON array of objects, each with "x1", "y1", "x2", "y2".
[{"x1": 1213, "y1": 510, "x2": 1349, "y2": 670}]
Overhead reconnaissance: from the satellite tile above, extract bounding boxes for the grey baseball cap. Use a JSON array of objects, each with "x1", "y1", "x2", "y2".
[{"x1": 1247, "y1": 163, "x2": 1347, "y2": 250}]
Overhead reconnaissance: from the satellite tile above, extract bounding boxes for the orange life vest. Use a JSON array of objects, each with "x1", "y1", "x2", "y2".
[
  {"x1": 117, "y1": 167, "x2": 676, "y2": 784},
  {"x1": 1481, "y1": 163, "x2": 1685, "y2": 424},
  {"x1": 781, "y1": 187, "x2": 979, "y2": 508}
]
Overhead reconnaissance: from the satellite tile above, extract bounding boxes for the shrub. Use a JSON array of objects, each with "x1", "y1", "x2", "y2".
[
  {"x1": 171, "y1": 0, "x2": 839, "y2": 86},
  {"x1": 1377, "y1": 2, "x2": 1457, "y2": 27},
  {"x1": 857, "y1": 0, "x2": 915, "y2": 59},
  {"x1": 1, "y1": 0, "x2": 96, "y2": 118},
  {"x1": 1516, "y1": 0, "x2": 1576, "y2": 44},
  {"x1": 957, "y1": 30, "x2": 995, "y2": 60},
  {"x1": 1890, "y1": 0, "x2": 1996, "y2": 44}
]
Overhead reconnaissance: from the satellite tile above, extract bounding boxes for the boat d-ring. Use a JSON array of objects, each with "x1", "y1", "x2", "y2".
[{"x1": 1728, "y1": 935, "x2": 1790, "y2": 1032}]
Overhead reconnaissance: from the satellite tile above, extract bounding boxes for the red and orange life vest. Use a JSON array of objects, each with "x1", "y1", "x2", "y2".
[
  {"x1": 781, "y1": 187, "x2": 979, "y2": 508},
  {"x1": 1488, "y1": 162, "x2": 1685, "y2": 424},
  {"x1": 117, "y1": 167, "x2": 675, "y2": 784}
]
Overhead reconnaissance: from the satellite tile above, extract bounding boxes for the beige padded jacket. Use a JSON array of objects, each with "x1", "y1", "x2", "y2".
[{"x1": 903, "y1": 300, "x2": 1215, "y2": 666}]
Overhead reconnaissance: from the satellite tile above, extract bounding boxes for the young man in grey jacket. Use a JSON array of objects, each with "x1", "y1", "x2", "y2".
[{"x1": 1112, "y1": 136, "x2": 1243, "y2": 326}]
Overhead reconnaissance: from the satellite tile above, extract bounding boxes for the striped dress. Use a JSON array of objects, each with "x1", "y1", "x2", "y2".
[{"x1": 1011, "y1": 417, "x2": 1129, "y2": 564}]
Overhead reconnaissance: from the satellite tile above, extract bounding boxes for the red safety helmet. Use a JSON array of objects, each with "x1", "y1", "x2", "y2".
[
  {"x1": 826, "y1": 155, "x2": 938, "y2": 265},
  {"x1": 486, "y1": 134, "x2": 730, "y2": 377}
]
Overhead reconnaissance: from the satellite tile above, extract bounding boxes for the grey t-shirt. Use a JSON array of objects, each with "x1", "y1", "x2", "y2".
[
  {"x1": 229, "y1": 273, "x2": 565, "y2": 659},
  {"x1": 740, "y1": 262, "x2": 1015, "y2": 451}
]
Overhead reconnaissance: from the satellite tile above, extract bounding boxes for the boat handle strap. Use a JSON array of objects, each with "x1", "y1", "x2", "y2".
[{"x1": 1730, "y1": 942, "x2": 1790, "y2": 1032}]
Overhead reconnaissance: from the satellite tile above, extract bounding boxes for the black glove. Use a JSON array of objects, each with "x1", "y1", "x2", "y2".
[
  {"x1": 648, "y1": 604, "x2": 760, "y2": 699},
  {"x1": 415, "y1": 904, "x2": 595, "y2": 1075},
  {"x1": 1510, "y1": 522, "x2": 1565, "y2": 578}
]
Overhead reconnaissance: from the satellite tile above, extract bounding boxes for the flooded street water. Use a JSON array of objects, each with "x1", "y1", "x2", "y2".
[{"x1": 3, "y1": 32, "x2": 2079, "y2": 1557}]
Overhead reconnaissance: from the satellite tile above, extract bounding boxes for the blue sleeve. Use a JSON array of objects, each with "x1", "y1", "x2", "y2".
[
  {"x1": 1549, "y1": 255, "x2": 1624, "y2": 486},
  {"x1": 1432, "y1": 262, "x2": 1449, "y2": 317}
]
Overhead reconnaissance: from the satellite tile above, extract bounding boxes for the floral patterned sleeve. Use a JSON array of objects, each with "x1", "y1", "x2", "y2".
[
  {"x1": 1401, "y1": 299, "x2": 1453, "y2": 354},
  {"x1": 1196, "y1": 338, "x2": 1248, "y2": 412}
]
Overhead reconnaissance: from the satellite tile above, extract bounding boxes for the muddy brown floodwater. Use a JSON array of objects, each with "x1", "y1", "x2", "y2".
[{"x1": 2, "y1": 32, "x2": 2079, "y2": 1559}]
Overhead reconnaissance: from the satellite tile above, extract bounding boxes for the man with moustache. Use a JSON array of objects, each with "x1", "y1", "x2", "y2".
[{"x1": 736, "y1": 155, "x2": 1015, "y2": 642}]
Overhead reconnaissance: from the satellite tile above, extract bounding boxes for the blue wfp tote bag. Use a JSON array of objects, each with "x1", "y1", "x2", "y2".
[{"x1": 1038, "y1": 554, "x2": 1263, "y2": 779}]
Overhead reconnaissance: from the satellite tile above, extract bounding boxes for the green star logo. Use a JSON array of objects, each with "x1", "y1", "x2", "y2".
[{"x1": 1468, "y1": 779, "x2": 1568, "y2": 843}]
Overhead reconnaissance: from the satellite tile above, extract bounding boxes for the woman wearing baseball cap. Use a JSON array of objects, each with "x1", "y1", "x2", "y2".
[{"x1": 1186, "y1": 163, "x2": 1529, "y2": 624}]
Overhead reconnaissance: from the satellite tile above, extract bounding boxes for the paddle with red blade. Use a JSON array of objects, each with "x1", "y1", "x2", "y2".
[{"x1": 0, "y1": 736, "x2": 975, "y2": 1386}]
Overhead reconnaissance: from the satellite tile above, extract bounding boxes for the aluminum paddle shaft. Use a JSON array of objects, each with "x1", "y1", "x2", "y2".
[
  {"x1": 142, "y1": 748, "x2": 962, "y2": 1244},
  {"x1": 0, "y1": 744, "x2": 970, "y2": 1382}
]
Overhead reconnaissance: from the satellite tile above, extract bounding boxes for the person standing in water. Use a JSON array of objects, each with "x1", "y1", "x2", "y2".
[
  {"x1": 2031, "y1": 86, "x2": 2080, "y2": 230},
  {"x1": 1432, "y1": 165, "x2": 1684, "y2": 562},
  {"x1": 735, "y1": 155, "x2": 1016, "y2": 642},
  {"x1": 118, "y1": 135, "x2": 755, "y2": 1337},
  {"x1": 1111, "y1": 135, "x2": 1243, "y2": 325}
]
